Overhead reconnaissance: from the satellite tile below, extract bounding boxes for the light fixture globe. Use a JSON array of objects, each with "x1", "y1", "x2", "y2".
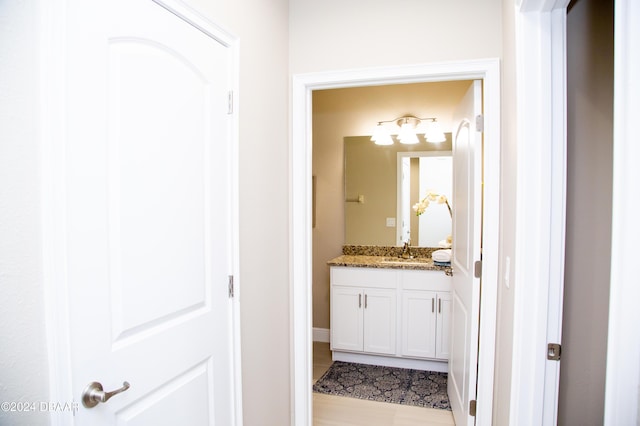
[
  {"x1": 397, "y1": 117, "x2": 419, "y2": 145},
  {"x1": 371, "y1": 115, "x2": 444, "y2": 146},
  {"x1": 371, "y1": 123, "x2": 393, "y2": 145},
  {"x1": 425, "y1": 120, "x2": 446, "y2": 143}
]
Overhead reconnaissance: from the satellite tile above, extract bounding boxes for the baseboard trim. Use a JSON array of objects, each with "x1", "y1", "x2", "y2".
[
  {"x1": 332, "y1": 351, "x2": 448, "y2": 373},
  {"x1": 313, "y1": 327, "x2": 330, "y2": 343}
]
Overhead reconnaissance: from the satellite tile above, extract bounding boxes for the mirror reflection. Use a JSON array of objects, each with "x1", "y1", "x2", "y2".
[{"x1": 344, "y1": 135, "x2": 452, "y2": 247}]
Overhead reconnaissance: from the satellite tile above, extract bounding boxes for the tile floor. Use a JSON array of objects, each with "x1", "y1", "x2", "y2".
[{"x1": 312, "y1": 342, "x2": 456, "y2": 426}]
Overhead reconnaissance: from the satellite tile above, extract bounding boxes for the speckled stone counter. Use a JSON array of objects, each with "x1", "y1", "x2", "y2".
[
  {"x1": 341, "y1": 244, "x2": 441, "y2": 258},
  {"x1": 327, "y1": 254, "x2": 451, "y2": 272},
  {"x1": 327, "y1": 245, "x2": 452, "y2": 272}
]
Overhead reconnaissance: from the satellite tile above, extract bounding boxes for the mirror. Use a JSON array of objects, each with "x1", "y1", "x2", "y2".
[{"x1": 344, "y1": 135, "x2": 452, "y2": 247}]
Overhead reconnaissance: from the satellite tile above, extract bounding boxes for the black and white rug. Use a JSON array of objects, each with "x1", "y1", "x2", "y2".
[{"x1": 313, "y1": 361, "x2": 451, "y2": 410}]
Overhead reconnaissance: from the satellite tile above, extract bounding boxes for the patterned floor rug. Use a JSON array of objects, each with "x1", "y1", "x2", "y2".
[{"x1": 313, "y1": 361, "x2": 450, "y2": 410}]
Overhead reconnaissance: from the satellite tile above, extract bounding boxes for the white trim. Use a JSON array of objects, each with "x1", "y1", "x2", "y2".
[
  {"x1": 604, "y1": 0, "x2": 640, "y2": 424},
  {"x1": 40, "y1": 1, "x2": 74, "y2": 424},
  {"x1": 291, "y1": 59, "x2": 500, "y2": 426},
  {"x1": 511, "y1": 1, "x2": 569, "y2": 425},
  {"x1": 42, "y1": 3, "x2": 243, "y2": 425},
  {"x1": 312, "y1": 328, "x2": 330, "y2": 343}
]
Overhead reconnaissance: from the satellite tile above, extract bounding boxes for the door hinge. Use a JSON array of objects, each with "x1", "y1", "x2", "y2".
[
  {"x1": 469, "y1": 399, "x2": 477, "y2": 417},
  {"x1": 227, "y1": 91, "x2": 234, "y2": 114},
  {"x1": 474, "y1": 260, "x2": 482, "y2": 278},
  {"x1": 547, "y1": 343, "x2": 562, "y2": 361},
  {"x1": 228, "y1": 275, "x2": 234, "y2": 298},
  {"x1": 476, "y1": 114, "x2": 484, "y2": 132}
]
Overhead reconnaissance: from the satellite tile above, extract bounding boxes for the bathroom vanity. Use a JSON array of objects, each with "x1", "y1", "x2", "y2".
[{"x1": 328, "y1": 254, "x2": 452, "y2": 372}]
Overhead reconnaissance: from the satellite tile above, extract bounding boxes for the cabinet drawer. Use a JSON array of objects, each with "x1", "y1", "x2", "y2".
[
  {"x1": 401, "y1": 269, "x2": 451, "y2": 291},
  {"x1": 331, "y1": 267, "x2": 397, "y2": 289}
]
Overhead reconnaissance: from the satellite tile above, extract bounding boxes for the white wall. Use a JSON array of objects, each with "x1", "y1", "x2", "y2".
[
  {"x1": 0, "y1": 1, "x2": 291, "y2": 425},
  {"x1": 0, "y1": 2, "x2": 50, "y2": 425}
]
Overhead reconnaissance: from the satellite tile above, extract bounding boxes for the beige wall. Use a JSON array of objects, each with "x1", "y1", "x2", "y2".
[
  {"x1": 188, "y1": 2, "x2": 291, "y2": 424},
  {"x1": 492, "y1": 0, "x2": 517, "y2": 424},
  {"x1": 312, "y1": 82, "x2": 473, "y2": 330},
  {"x1": 559, "y1": 0, "x2": 614, "y2": 423},
  {"x1": 290, "y1": 0, "x2": 503, "y2": 75}
]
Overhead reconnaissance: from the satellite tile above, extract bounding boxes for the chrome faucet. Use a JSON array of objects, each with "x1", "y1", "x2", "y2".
[{"x1": 400, "y1": 240, "x2": 414, "y2": 259}]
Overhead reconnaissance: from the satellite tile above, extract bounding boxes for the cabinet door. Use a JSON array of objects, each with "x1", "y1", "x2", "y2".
[
  {"x1": 401, "y1": 290, "x2": 437, "y2": 359},
  {"x1": 363, "y1": 289, "x2": 396, "y2": 355},
  {"x1": 436, "y1": 292, "x2": 452, "y2": 360},
  {"x1": 331, "y1": 286, "x2": 363, "y2": 352}
]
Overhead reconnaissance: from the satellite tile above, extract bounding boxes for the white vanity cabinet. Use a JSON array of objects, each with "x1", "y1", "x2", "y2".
[
  {"x1": 330, "y1": 268, "x2": 396, "y2": 355},
  {"x1": 330, "y1": 265, "x2": 451, "y2": 371}
]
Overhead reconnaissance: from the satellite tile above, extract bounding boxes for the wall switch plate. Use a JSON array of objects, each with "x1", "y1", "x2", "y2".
[{"x1": 386, "y1": 218, "x2": 396, "y2": 227}]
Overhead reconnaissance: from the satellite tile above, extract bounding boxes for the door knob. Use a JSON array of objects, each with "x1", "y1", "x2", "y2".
[{"x1": 82, "y1": 381, "x2": 130, "y2": 408}]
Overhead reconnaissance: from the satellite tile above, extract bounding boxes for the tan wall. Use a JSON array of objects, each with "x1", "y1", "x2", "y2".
[
  {"x1": 492, "y1": 0, "x2": 517, "y2": 423},
  {"x1": 559, "y1": 0, "x2": 614, "y2": 423},
  {"x1": 312, "y1": 82, "x2": 473, "y2": 330},
  {"x1": 186, "y1": 2, "x2": 291, "y2": 424},
  {"x1": 344, "y1": 136, "x2": 398, "y2": 246},
  {"x1": 290, "y1": 0, "x2": 503, "y2": 75}
]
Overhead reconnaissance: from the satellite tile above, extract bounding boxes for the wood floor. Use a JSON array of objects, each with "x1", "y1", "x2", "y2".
[{"x1": 313, "y1": 342, "x2": 456, "y2": 426}]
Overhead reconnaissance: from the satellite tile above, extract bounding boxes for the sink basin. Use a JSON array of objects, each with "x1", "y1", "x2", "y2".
[{"x1": 380, "y1": 257, "x2": 431, "y2": 266}]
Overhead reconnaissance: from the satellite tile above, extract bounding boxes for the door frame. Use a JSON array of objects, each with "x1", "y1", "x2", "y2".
[
  {"x1": 291, "y1": 59, "x2": 501, "y2": 426},
  {"x1": 41, "y1": 1, "x2": 243, "y2": 424},
  {"x1": 604, "y1": 0, "x2": 640, "y2": 424},
  {"x1": 510, "y1": 1, "x2": 569, "y2": 424}
]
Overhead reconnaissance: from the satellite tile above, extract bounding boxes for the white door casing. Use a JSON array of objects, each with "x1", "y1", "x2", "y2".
[
  {"x1": 44, "y1": 0, "x2": 241, "y2": 424},
  {"x1": 291, "y1": 61, "x2": 500, "y2": 426},
  {"x1": 448, "y1": 80, "x2": 483, "y2": 426}
]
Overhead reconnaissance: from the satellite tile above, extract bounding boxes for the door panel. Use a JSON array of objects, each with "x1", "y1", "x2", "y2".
[
  {"x1": 363, "y1": 289, "x2": 396, "y2": 355},
  {"x1": 448, "y1": 80, "x2": 483, "y2": 426},
  {"x1": 65, "y1": 1, "x2": 236, "y2": 424},
  {"x1": 401, "y1": 291, "x2": 437, "y2": 359},
  {"x1": 436, "y1": 293, "x2": 452, "y2": 360},
  {"x1": 108, "y1": 37, "x2": 212, "y2": 340},
  {"x1": 116, "y1": 361, "x2": 211, "y2": 426},
  {"x1": 331, "y1": 287, "x2": 364, "y2": 352}
]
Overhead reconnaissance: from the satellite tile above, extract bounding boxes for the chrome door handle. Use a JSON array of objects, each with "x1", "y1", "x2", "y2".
[{"x1": 82, "y1": 381, "x2": 130, "y2": 408}]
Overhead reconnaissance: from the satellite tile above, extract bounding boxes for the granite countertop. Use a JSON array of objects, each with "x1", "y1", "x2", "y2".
[{"x1": 327, "y1": 254, "x2": 452, "y2": 273}]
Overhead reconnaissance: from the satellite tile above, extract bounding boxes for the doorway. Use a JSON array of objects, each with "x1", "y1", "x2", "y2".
[{"x1": 291, "y1": 59, "x2": 500, "y2": 426}]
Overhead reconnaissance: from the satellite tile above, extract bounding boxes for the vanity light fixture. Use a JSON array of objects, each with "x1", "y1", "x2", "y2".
[{"x1": 370, "y1": 115, "x2": 446, "y2": 145}]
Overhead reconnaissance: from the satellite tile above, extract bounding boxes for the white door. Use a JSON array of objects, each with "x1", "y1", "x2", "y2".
[
  {"x1": 63, "y1": 1, "x2": 238, "y2": 424},
  {"x1": 448, "y1": 80, "x2": 483, "y2": 426},
  {"x1": 436, "y1": 292, "x2": 452, "y2": 360},
  {"x1": 401, "y1": 290, "x2": 437, "y2": 359},
  {"x1": 363, "y1": 289, "x2": 396, "y2": 355},
  {"x1": 331, "y1": 287, "x2": 364, "y2": 352}
]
